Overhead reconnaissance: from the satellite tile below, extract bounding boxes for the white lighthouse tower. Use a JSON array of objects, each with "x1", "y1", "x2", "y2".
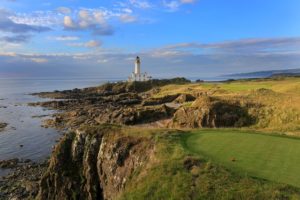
[
  {"x1": 128, "y1": 56, "x2": 151, "y2": 82},
  {"x1": 135, "y1": 56, "x2": 141, "y2": 75}
]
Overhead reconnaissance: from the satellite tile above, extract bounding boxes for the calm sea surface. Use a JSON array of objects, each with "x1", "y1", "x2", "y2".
[{"x1": 0, "y1": 78, "x2": 111, "y2": 176}]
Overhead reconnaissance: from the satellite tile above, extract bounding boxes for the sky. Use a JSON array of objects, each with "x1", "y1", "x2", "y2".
[{"x1": 0, "y1": 0, "x2": 300, "y2": 79}]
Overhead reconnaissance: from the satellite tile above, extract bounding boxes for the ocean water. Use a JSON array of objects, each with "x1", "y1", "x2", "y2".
[{"x1": 0, "y1": 78, "x2": 109, "y2": 176}]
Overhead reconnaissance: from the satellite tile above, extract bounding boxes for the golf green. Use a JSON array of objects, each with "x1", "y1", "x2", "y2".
[{"x1": 184, "y1": 130, "x2": 300, "y2": 188}]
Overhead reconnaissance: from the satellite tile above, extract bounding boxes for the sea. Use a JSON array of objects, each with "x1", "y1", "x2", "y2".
[{"x1": 0, "y1": 77, "x2": 112, "y2": 177}]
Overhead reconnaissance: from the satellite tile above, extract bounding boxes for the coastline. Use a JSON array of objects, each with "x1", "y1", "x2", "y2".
[{"x1": 1, "y1": 77, "x2": 300, "y2": 199}]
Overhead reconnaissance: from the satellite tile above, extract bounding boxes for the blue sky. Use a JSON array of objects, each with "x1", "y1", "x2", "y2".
[{"x1": 0, "y1": 0, "x2": 300, "y2": 78}]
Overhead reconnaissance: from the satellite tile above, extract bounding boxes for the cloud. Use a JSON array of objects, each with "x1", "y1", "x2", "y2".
[
  {"x1": 85, "y1": 40, "x2": 102, "y2": 47},
  {"x1": 0, "y1": 9, "x2": 51, "y2": 34},
  {"x1": 1, "y1": 49, "x2": 299, "y2": 79},
  {"x1": 129, "y1": 0, "x2": 152, "y2": 9},
  {"x1": 0, "y1": 34, "x2": 31, "y2": 43},
  {"x1": 163, "y1": 0, "x2": 197, "y2": 11},
  {"x1": 0, "y1": 52, "x2": 17, "y2": 56},
  {"x1": 163, "y1": 1, "x2": 180, "y2": 12},
  {"x1": 30, "y1": 57, "x2": 48, "y2": 63},
  {"x1": 161, "y1": 37, "x2": 300, "y2": 55},
  {"x1": 68, "y1": 40, "x2": 102, "y2": 48},
  {"x1": 8, "y1": 10, "x2": 60, "y2": 27},
  {"x1": 53, "y1": 35, "x2": 79, "y2": 41},
  {"x1": 63, "y1": 9, "x2": 115, "y2": 36},
  {"x1": 180, "y1": 0, "x2": 197, "y2": 4},
  {"x1": 119, "y1": 14, "x2": 137, "y2": 23},
  {"x1": 56, "y1": 7, "x2": 72, "y2": 14},
  {"x1": 63, "y1": 16, "x2": 76, "y2": 28}
]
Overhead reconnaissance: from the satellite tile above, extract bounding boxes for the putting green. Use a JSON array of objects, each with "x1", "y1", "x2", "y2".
[{"x1": 184, "y1": 130, "x2": 300, "y2": 188}]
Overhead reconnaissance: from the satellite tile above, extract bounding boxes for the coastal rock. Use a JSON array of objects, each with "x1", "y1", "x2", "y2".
[
  {"x1": 37, "y1": 126, "x2": 154, "y2": 200},
  {"x1": 0, "y1": 122, "x2": 8, "y2": 131},
  {"x1": 173, "y1": 93, "x2": 196, "y2": 103},
  {"x1": 142, "y1": 94, "x2": 180, "y2": 106},
  {"x1": 0, "y1": 161, "x2": 47, "y2": 199},
  {"x1": 169, "y1": 96, "x2": 255, "y2": 128},
  {"x1": 0, "y1": 158, "x2": 19, "y2": 169}
]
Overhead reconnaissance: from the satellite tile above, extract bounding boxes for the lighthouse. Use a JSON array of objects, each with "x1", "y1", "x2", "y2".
[
  {"x1": 128, "y1": 56, "x2": 151, "y2": 82},
  {"x1": 135, "y1": 56, "x2": 141, "y2": 75}
]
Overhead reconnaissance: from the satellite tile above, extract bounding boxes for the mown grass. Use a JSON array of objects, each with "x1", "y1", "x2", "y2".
[
  {"x1": 119, "y1": 129, "x2": 300, "y2": 200},
  {"x1": 185, "y1": 129, "x2": 300, "y2": 188}
]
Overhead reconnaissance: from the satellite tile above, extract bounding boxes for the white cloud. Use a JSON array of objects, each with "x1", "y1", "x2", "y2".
[
  {"x1": 163, "y1": 1, "x2": 180, "y2": 12},
  {"x1": 119, "y1": 14, "x2": 137, "y2": 23},
  {"x1": 9, "y1": 11, "x2": 61, "y2": 27},
  {"x1": 30, "y1": 57, "x2": 48, "y2": 63},
  {"x1": 0, "y1": 52, "x2": 17, "y2": 57},
  {"x1": 64, "y1": 16, "x2": 76, "y2": 28},
  {"x1": 162, "y1": 0, "x2": 197, "y2": 12},
  {"x1": 63, "y1": 9, "x2": 115, "y2": 36},
  {"x1": 180, "y1": 0, "x2": 196, "y2": 4},
  {"x1": 85, "y1": 40, "x2": 102, "y2": 47},
  {"x1": 53, "y1": 36, "x2": 79, "y2": 41},
  {"x1": 68, "y1": 40, "x2": 102, "y2": 48},
  {"x1": 129, "y1": 0, "x2": 152, "y2": 9},
  {"x1": 57, "y1": 7, "x2": 72, "y2": 14}
]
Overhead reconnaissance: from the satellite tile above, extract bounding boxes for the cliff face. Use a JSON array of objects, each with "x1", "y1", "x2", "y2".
[{"x1": 38, "y1": 126, "x2": 154, "y2": 200}]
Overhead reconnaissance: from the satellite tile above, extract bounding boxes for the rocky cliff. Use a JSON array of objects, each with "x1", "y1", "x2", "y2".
[
  {"x1": 30, "y1": 79, "x2": 259, "y2": 131},
  {"x1": 37, "y1": 126, "x2": 154, "y2": 200}
]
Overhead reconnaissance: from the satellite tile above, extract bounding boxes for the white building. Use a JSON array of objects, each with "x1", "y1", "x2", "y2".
[{"x1": 128, "y1": 56, "x2": 152, "y2": 82}]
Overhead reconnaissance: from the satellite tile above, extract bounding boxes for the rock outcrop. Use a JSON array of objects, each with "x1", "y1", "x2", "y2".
[
  {"x1": 169, "y1": 96, "x2": 255, "y2": 128},
  {"x1": 0, "y1": 122, "x2": 7, "y2": 131},
  {"x1": 38, "y1": 126, "x2": 154, "y2": 200}
]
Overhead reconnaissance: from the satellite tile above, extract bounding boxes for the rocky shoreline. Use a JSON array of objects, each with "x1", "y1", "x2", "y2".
[
  {"x1": 0, "y1": 160, "x2": 48, "y2": 199},
  {"x1": 29, "y1": 78, "x2": 256, "y2": 131},
  {"x1": 0, "y1": 78, "x2": 291, "y2": 199}
]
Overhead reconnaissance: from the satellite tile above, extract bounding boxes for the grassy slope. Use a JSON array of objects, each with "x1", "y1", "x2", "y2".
[
  {"x1": 118, "y1": 78, "x2": 300, "y2": 199},
  {"x1": 119, "y1": 129, "x2": 300, "y2": 200},
  {"x1": 152, "y1": 77, "x2": 300, "y2": 133},
  {"x1": 154, "y1": 77, "x2": 300, "y2": 95},
  {"x1": 186, "y1": 129, "x2": 300, "y2": 188}
]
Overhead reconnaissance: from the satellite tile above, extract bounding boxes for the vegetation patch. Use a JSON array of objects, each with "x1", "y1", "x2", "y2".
[
  {"x1": 119, "y1": 130, "x2": 300, "y2": 199},
  {"x1": 184, "y1": 129, "x2": 300, "y2": 188}
]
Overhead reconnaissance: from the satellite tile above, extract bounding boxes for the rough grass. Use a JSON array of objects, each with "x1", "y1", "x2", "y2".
[
  {"x1": 154, "y1": 77, "x2": 300, "y2": 96},
  {"x1": 151, "y1": 77, "x2": 300, "y2": 134},
  {"x1": 185, "y1": 129, "x2": 300, "y2": 188},
  {"x1": 119, "y1": 129, "x2": 300, "y2": 200}
]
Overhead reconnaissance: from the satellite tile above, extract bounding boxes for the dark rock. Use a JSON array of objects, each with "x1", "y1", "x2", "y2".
[
  {"x1": 0, "y1": 158, "x2": 19, "y2": 169},
  {"x1": 0, "y1": 122, "x2": 8, "y2": 130},
  {"x1": 173, "y1": 94, "x2": 196, "y2": 103},
  {"x1": 142, "y1": 94, "x2": 180, "y2": 106}
]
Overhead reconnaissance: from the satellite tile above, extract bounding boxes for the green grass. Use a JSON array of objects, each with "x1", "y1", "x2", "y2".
[
  {"x1": 184, "y1": 129, "x2": 300, "y2": 188},
  {"x1": 119, "y1": 130, "x2": 300, "y2": 200}
]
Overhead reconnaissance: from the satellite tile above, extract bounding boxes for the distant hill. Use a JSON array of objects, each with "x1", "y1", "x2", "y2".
[{"x1": 223, "y1": 68, "x2": 300, "y2": 79}]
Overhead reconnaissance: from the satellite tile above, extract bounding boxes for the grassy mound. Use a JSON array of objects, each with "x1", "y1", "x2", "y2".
[{"x1": 184, "y1": 129, "x2": 300, "y2": 188}]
